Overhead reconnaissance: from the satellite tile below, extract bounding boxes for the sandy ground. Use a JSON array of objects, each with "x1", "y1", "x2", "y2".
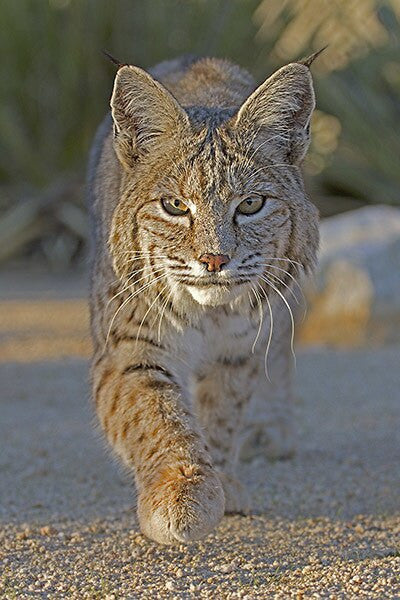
[{"x1": 1, "y1": 267, "x2": 400, "y2": 599}]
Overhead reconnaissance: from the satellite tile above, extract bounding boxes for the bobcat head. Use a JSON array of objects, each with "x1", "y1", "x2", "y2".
[{"x1": 109, "y1": 59, "x2": 319, "y2": 308}]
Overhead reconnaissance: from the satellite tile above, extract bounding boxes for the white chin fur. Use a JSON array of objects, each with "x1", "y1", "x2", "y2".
[{"x1": 186, "y1": 284, "x2": 242, "y2": 306}]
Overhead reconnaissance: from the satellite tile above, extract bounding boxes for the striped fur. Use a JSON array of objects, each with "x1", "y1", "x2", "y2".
[{"x1": 87, "y1": 56, "x2": 319, "y2": 544}]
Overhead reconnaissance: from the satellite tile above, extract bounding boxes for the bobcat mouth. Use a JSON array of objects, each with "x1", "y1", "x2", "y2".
[
  {"x1": 181, "y1": 276, "x2": 250, "y2": 307},
  {"x1": 176, "y1": 276, "x2": 251, "y2": 287}
]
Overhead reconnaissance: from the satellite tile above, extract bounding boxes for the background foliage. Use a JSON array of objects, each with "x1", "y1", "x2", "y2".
[{"x1": 1, "y1": 0, "x2": 399, "y2": 267}]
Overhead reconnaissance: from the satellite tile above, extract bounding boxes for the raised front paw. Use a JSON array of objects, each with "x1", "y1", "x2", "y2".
[
  {"x1": 137, "y1": 463, "x2": 225, "y2": 544},
  {"x1": 218, "y1": 472, "x2": 251, "y2": 515}
]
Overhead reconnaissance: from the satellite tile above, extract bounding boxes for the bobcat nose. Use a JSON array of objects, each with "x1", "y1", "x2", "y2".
[{"x1": 199, "y1": 253, "x2": 230, "y2": 272}]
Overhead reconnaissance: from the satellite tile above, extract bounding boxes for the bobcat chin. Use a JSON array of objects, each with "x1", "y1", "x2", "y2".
[{"x1": 88, "y1": 54, "x2": 319, "y2": 544}]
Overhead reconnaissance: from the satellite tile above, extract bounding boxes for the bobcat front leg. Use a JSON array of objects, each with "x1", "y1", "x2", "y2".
[
  {"x1": 242, "y1": 305, "x2": 297, "y2": 461},
  {"x1": 92, "y1": 352, "x2": 224, "y2": 544},
  {"x1": 193, "y1": 358, "x2": 255, "y2": 514}
]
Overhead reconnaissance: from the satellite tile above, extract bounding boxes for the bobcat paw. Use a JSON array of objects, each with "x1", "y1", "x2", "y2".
[
  {"x1": 262, "y1": 419, "x2": 296, "y2": 460},
  {"x1": 218, "y1": 472, "x2": 251, "y2": 515},
  {"x1": 137, "y1": 463, "x2": 225, "y2": 544},
  {"x1": 241, "y1": 417, "x2": 296, "y2": 461}
]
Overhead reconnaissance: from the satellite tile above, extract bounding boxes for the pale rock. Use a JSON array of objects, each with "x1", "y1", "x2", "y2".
[{"x1": 300, "y1": 205, "x2": 400, "y2": 346}]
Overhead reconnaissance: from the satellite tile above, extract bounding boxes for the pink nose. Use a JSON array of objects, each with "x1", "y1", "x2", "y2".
[{"x1": 199, "y1": 253, "x2": 230, "y2": 272}]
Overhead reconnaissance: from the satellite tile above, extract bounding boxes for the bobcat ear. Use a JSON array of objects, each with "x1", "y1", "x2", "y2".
[
  {"x1": 110, "y1": 65, "x2": 190, "y2": 169},
  {"x1": 233, "y1": 63, "x2": 315, "y2": 164}
]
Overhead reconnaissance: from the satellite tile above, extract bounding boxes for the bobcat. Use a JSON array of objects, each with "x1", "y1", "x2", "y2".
[{"x1": 87, "y1": 54, "x2": 319, "y2": 544}]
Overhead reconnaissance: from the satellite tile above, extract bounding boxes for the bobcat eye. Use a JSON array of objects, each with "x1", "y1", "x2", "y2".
[
  {"x1": 161, "y1": 198, "x2": 190, "y2": 216},
  {"x1": 237, "y1": 196, "x2": 265, "y2": 215}
]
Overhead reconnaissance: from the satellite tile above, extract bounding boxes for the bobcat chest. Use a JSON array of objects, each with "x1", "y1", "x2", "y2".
[{"x1": 177, "y1": 310, "x2": 254, "y2": 374}]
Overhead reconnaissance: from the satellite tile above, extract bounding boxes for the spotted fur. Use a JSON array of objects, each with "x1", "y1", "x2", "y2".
[{"x1": 87, "y1": 55, "x2": 319, "y2": 544}]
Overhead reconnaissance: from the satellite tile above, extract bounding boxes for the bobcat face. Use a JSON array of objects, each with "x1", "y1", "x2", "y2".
[
  {"x1": 132, "y1": 137, "x2": 294, "y2": 307},
  {"x1": 109, "y1": 62, "x2": 319, "y2": 308}
]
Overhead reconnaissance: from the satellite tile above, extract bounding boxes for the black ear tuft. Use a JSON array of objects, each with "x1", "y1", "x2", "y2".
[
  {"x1": 102, "y1": 50, "x2": 125, "y2": 69},
  {"x1": 299, "y1": 46, "x2": 328, "y2": 68}
]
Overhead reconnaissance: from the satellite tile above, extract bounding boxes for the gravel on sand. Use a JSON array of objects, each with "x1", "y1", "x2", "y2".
[{"x1": 0, "y1": 275, "x2": 399, "y2": 598}]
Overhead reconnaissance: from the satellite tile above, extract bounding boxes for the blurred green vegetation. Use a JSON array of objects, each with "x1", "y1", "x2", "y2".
[{"x1": 1, "y1": 0, "x2": 399, "y2": 267}]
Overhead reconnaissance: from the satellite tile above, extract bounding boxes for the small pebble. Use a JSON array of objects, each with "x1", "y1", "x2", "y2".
[{"x1": 218, "y1": 563, "x2": 234, "y2": 573}]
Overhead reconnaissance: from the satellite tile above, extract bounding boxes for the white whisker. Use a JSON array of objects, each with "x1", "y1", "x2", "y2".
[
  {"x1": 255, "y1": 282, "x2": 273, "y2": 382},
  {"x1": 262, "y1": 256, "x2": 303, "y2": 270},
  {"x1": 103, "y1": 272, "x2": 168, "y2": 351},
  {"x1": 261, "y1": 263, "x2": 307, "y2": 321},
  {"x1": 106, "y1": 266, "x2": 165, "y2": 309},
  {"x1": 258, "y1": 275, "x2": 296, "y2": 370},
  {"x1": 261, "y1": 263, "x2": 304, "y2": 293},
  {"x1": 123, "y1": 253, "x2": 171, "y2": 259},
  {"x1": 135, "y1": 285, "x2": 168, "y2": 348},
  {"x1": 250, "y1": 286, "x2": 264, "y2": 354},
  {"x1": 157, "y1": 286, "x2": 175, "y2": 343},
  {"x1": 247, "y1": 290, "x2": 256, "y2": 310},
  {"x1": 261, "y1": 271, "x2": 300, "y2": 305}
]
